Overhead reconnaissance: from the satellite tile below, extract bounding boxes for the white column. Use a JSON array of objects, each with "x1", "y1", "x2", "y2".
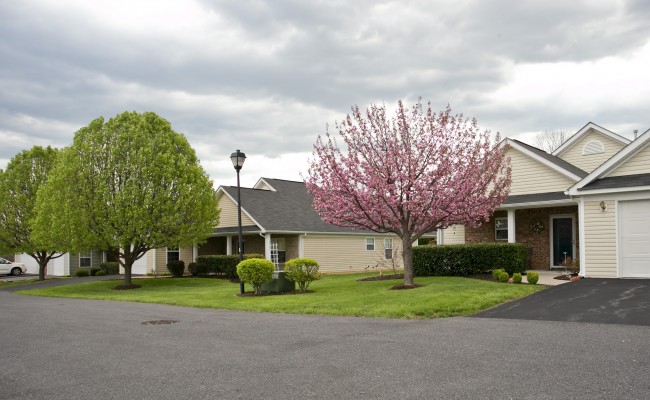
[
  {"x1": 299, "y1": 235, "x2": 305, "y2": 258},
  {"x1": 264, "y1": 233, "x2": 272, "y2": 260},
  {"x1": 153, "y1": 249, "x2": 157, "y2": 274},
  {"x1": 578, "y1": 199, "x2": 586, "y2": 277},
  {"x1": 437, "y1": 229, "x2": 444, "y2": 245},
  {"x1": 507, "y1": 209, "x2": 516, "y2": 243},
  {"x1": 193, "y1": 244, "x2": 198, "y2": 262},
  {"x1": 226, "y1": 236, "x2": 232, "y2": 255}
]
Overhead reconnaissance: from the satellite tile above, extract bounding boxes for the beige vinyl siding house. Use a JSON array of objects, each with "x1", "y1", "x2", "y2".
[
  {"x1": 192, "y1": 178, "x2": 406, "y2": 274},
  {"x1": 455, "y1": 122, "x2": 650, "y2": 278}
]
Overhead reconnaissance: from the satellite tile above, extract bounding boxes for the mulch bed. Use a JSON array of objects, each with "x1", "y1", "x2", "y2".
[
  {"x1": 112, "y1": 284, "x2": 142, "y2": 290},
  {"x1": 554, "y1": 273, "x2": 578, "y2": 281},
  {"x1": 357, "y1": 274, "x2": 404, "y2": 282},
  {"x1": 237, "y1": 290, "x2": 312, "y2": 297}
]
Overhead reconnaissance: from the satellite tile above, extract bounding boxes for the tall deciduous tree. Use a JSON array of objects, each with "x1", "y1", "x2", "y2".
[
  {"x1": 0, "y1": 146, "x2": 63, "y2": 280},
  {"x1": 32, "y1": 111, "x2": 219, "y2": 287},
  {"x1": 305, "y1": 100, "x2": 511, "y2": 287},
  {"x1": 536, "y1": 129, "x2": 569, "y2": 153}
]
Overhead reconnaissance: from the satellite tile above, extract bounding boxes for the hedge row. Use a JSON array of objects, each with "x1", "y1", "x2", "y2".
[
  {"x1": 191, "y1": 254, "x2": 265, "y2": 279},
  {"x1": 413, "y1": 243, "x2": 527, "y2": 276}
]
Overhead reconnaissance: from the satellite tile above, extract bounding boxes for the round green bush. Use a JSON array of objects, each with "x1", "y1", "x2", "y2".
[
  {"x1": 527, "y1": 271, "x2": 539, "y2": 285},
  {"x1": 90, "y1": 267, "x2": 101, "y2": 276},
  {"x1": 512, "y1": 272, "x2": 522, "y2": 284},
  {"x1": 75, "y1": 269, "x2": 90, "y2": 277},
  {"x1": 492, "y1": 268, "x2": 505, "y2": 280},
  {"x1": 95, "y1": 270, "x2": 107, "y2": 276},
  {"x1": 497, "y1": 271, "x2": 510, "y2": 283},
  {"x1": 236, "y1": 258, "x2": 275, "y2": 295},
  {"x1": 284, "y1": 258, "x2": 321, "y2": 292},
  {"x1": 166, "y1": 260, "x2": 185, "y2": 277}
]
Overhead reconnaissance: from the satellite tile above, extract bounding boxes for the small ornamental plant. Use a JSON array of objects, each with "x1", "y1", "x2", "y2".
[
  {"x1": 512, "y1": 272, "x2": 522, "y2": 284},
  {"x1": 527, "y1": 271, "x2": 539, "y2": 285},
  {"x1": 166, "y1": 260, "x2": 185, "y2": 278},
  {"x1": 236, "y1": 258, "x2": 275, "y2": 295},
  {"x1": 75, "y1": 269, "x2": 90, "y2": 277},
  {"x1": 284, "y1": 258, "x2": 321, "y2": 292},
  {"x1": 497, "y1": 271, "x2": 510, "y2": 283},
  {"x1": 492, "y1": 268, "x2": 505, "y2": 280}
]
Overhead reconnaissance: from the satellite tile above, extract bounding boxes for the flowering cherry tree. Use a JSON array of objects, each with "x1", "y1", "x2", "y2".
[{"x1": 305, "y1": 99, "x2": 511, "y2": 287}]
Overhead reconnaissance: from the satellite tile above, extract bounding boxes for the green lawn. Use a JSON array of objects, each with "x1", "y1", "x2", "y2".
[
  {"x1": 17, "y1": 273, "x2": 545, "y2": 319},
  {"x1": 0, "y1": 278, "x2": 43, "y2": 289}
]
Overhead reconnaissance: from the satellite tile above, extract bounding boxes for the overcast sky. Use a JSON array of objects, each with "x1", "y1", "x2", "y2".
[{"x1": 2, "y1": 0, "x2": 649, "y2": 187}]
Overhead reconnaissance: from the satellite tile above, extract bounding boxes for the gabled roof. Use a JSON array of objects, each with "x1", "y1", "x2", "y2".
[
  {"x1": 505, "y1": 139, "x2": 588, "y2": 180},
  {"x1": 552, "y1": 122, "x2": 631, "y2": 157},
  {"x1": 569, "y1": 128, "x2": 650, "y2": 195},
  {"x1": 218, "y1": 178, "x2": 369, "y2": 234}
]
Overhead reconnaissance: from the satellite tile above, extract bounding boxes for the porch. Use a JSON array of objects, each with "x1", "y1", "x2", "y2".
[
  {"x1": 198, "y1": 230, "x2": 304, "y2": 269},
  {"x1": 465, "y1": 205, "x2": 579, "y2": 270}
]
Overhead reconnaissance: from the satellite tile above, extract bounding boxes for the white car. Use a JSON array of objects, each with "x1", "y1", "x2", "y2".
[{"x1": 0, "y1": 257, "x2": 26, "y2": 276}]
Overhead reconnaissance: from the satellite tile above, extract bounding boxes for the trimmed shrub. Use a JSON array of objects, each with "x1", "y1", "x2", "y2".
[
  {"x1": 95, "y1": 270, "x2": 107, "y2": 276},
  {"x1": 99, "y1": 262, "x2": 119, "y2": 275},
  {"x1": 166, "y1": 260, "x2": 185, "y2": 278},
  {"x1": 236, "y1": 258, "x2": 275, "y2": 295},
  {"x1": 512, "y1": 272, "x2": 522, "y2": 284},
  {"x1": 284, "y1": 258, "x2": 321, "y2": 292},
  {"x1": 413, "y1": 243, "x2": 527, "y2": 277},
  {"x1": 497, "y1": 271, "x2": 510, "y2": 283},
  {"x1": 75, "y1": 269, "x2": 90, "y2": 277},
  {"x1": 244, "y1": 254, "x2": 265, "y2": 260},
  {"x1": 527, "y1": 271, "x2": 539, "y2": 285},
  {"x1": 491, "y1": 268, "x2": 505, "y2": 280},
  {"x1": 188, "y1": 262, "x2": 210, "y2": 276},
  {"x1": 90, "y1": 267, "x2": 101, "y2": 276}
]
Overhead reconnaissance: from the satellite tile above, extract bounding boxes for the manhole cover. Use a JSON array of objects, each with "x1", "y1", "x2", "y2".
[{"x1": 141, "y1": 320, "x2": 180, "y2": 325}]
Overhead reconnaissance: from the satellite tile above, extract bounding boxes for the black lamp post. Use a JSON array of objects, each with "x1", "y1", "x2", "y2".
[{"x1": 230, "y1": 150, "x2": 246, "y2": 294}]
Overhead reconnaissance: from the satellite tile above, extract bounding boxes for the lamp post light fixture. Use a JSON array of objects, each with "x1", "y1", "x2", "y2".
[{"x1": 230, "y1": 149, "x2": 247, "y2": 294}]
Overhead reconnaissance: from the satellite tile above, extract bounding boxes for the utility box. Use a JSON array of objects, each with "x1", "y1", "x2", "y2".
[{"x1": 261, "y1": 271, "x2": 295, "y2": 293}]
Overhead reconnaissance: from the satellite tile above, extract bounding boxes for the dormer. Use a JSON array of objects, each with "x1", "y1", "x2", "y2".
[{"x1": 553, "y1": 123, "x2": 630, "y2": 173}]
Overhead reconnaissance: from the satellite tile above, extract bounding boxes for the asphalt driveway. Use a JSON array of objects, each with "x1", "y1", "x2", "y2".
[{"x1": 472, "y1": 278, "x2": 650, "y2": 326}]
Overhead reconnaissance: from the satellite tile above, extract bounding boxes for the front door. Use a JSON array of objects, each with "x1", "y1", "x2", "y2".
[{"x1": 551, "y1": 216, "x2": 575, "y2": 267}]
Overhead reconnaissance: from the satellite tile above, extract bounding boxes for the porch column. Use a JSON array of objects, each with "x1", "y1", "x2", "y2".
[
  {"x1": 192, "y1": 244, "x2": 198, "y2": 262},
  {"x1": 299, "y1": 234, "x2": 305, "y2": 258},
  {"x1": 226, "y1": 235, "x2": 232, "y2": 255},
  {"x1": 507, "y1": 209, "x2": 516, "y2": 243},
  {"x1": 437, "y1": 229, "x2": 444, "y2": 245},
  {"x1": 264, "y1": 233, "x2": 272, "y2": 260}
]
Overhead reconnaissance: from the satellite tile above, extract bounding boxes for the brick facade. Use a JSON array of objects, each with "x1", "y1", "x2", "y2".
[{"x1": 465, "y1": 206, "x2": 579, "y2": 270}]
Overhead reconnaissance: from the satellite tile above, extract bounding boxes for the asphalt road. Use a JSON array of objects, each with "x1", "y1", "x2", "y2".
[{"x1": 1, "y1": 287, "x2": 649, "y2": 399}]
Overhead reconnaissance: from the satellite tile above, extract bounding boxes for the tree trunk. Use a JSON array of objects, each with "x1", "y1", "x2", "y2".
[
  {"x1": 38, "y1": 259, "x2": 47, "y2": 281},
  {"x1": 401, "y1": 235, "x2": 414, "y2": 287},
  {"x1": 123, "y1": 262, "x2": 132, "y2": 286}
]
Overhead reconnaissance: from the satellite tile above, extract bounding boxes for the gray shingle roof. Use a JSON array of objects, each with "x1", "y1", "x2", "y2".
[
  {"x1": 511, "y1": 139, "x2": 588, "y2": 178},
  {"x1": 578, "y1": 173, "x2": 650, "y2": 191},
  {"x1": 502, "y1": 191, "x2": 573, "y2": 205},
  {"x1": 221, "y1": 178, "x2": 371, "y2": 233}
]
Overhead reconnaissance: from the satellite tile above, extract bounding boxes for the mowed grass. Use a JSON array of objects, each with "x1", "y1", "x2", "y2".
[
  {"x1": 17, "y1": 273, "x2": 545, "y2": 319},
  {"x1": 0, "y1": 278, "x2": 43, "y2": 289}
]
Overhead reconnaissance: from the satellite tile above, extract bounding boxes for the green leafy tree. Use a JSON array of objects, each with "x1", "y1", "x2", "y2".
[
  {"x1": 32, "y1": 111, "x2": 219, "y2": 287},
  {"x1": 0, "y1": 146, "x2": 63, "y2": 280}
]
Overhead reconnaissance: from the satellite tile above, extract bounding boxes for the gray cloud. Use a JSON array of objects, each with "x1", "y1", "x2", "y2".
[{"x1": 2, "y1": 0, "x2": 650, "y2": 183}]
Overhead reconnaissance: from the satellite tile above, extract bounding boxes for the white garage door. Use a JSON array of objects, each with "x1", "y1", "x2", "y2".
[{"x1": 619, "y1": 200, "x2": 650, "y2": 278}]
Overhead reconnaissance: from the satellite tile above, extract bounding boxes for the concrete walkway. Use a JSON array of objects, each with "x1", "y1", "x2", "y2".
[{"x1": 527, "y1": 269, "x2": 572, "y2": 286}]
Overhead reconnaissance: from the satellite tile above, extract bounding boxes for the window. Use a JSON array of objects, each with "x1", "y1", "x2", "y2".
[
  {"x1": 495, "y1": 218, "x2": 508, "y2": 240},
  {"x1": 79, "y1": 252, "x2": 91, "y2": 268},
  {"x1": 366, "y1": 238, "x2": 375, "y2": 251},
  {"x1": 384, "y1": 239, "x2": 393, "y2": 260},
  {"x1": 167, "y1": 247, "x2": 180, "y2": 263}
]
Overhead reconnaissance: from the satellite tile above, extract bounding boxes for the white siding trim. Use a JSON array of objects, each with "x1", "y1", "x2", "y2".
[{"x1": 578, "y1": 199, "x2": 586, "y2": 277}]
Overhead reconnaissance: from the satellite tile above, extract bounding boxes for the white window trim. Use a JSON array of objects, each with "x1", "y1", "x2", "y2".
[
  {"x1": 166, "y1": 247, "x2": 180, "y2": 263},
  {"x1": 366, "y1": 238, "x2": 375, "y2": 251},
  {"x1": 384, "y1": 239, "x2": 393, "y2": 260},
  {"x1": 495, "y1": 217, "x2": 508, "y2": 241},
  {"x1": 79, "y1": 252, "x2": 92, "y2": 268}
]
